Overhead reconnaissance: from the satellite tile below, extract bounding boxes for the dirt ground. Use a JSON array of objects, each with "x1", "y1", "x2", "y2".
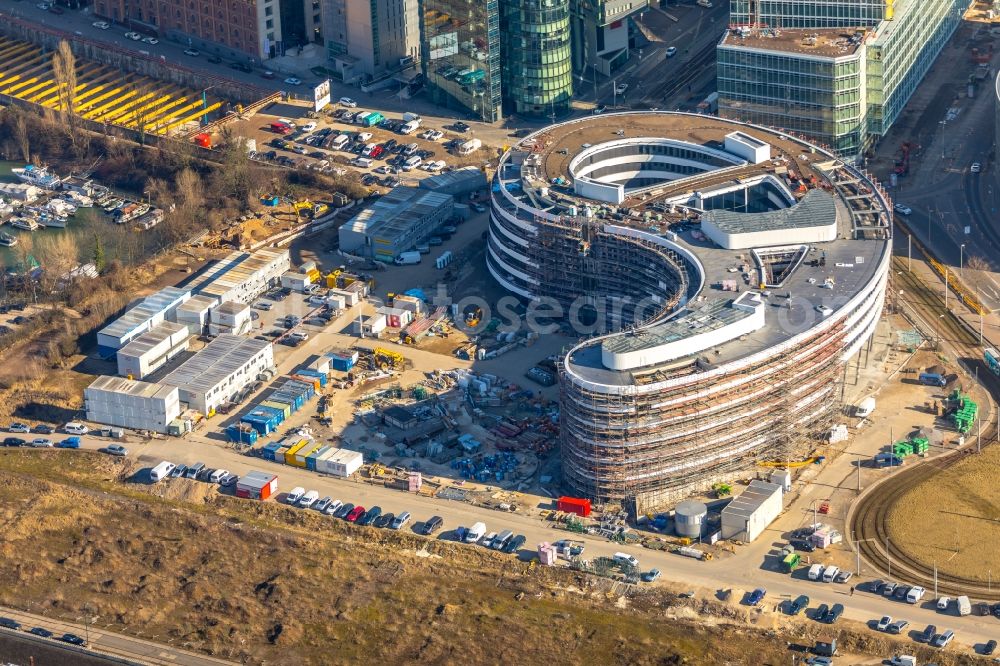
[
  {"x1": 0, "y1": 449, "x2": 980, "y2": 666},
  {"x1": 887, "y1": 441, "x2": 1000, "y2": 582}
]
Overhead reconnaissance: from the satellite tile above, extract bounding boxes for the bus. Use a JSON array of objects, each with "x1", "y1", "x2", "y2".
[{"x1": 985, "y1": 348, "x2": 1000, "y2": 376}]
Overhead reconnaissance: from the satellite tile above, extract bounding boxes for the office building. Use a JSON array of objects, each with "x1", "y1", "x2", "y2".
[
  {"x1": 421, "y1": 0, "x2": 502, "y2": 122},
  {"x1": 322, "y1": 0, "x2": 420, "y2": 82},
  {"x1": 96, "y1": 286, "x2": 190, "y2": 358},
  {"x1": 718, "y1": 0, "x2": 972, "y2": 158},
  {"x1": 501, "y1": 0, "x2": 574, "y2": 117},
  {"x1": 160, "y1": 335, "x2": 274, "y2": 415},
  {"x1": 95, "y1": 0, "x2": 302, "y2": 61},
  {"x1": 85, "y1": 376, "x2": 181, "y2": 434},
  {"x1": 570, "y1": 0, "x2": 648, "y2": 77},
  {"x1": 490, "y1": 112, "x2": 890, "y2": 511}
]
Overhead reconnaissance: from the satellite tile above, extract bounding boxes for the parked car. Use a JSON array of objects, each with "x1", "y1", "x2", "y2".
[
  {"x1": 32, "y1": 424, "x2": 53, "y2": 435},
  {"x1": 422, "y1": 515, "x2": 444, "y2": 534},
  {"x1": 640, "y1": 569, "x2": 662, "y2": 583},
  {"x1": 8, "y1": 423, "x2": 30, "y2": 433},
  {"x1": 345, "y1": 505, "x2": 366, "y2": 522},
  {"x1": 286, "y1": 486, "x2": 306, "y2": 504},
  {"x1": 887, "y1": 619, "x2": 909, "y2": 635},
  {"x1": 124, "y1": 31, "x2": 142, "y2": 41},
  {"x1": 984, "y1": 639, "x2": 997, "y2": 655},
  {"x1": 391, "y1": 512, "x2": 411, "y2": 529},
  {"x1": 906, "y1": 586, "x2": 925, "y2": 604},
  {"x1": 101, "y1": 444, "x2": 128, "y2": 457},
  {"x1": 334, "y1": 502, "x2": 354, "y2": 519},
  {"x1": 3, "y1": 437, "x2": 24, "y2": 447},
  {"x1": 787, "y1": 595, "x2": 809, "y2": 616},
  {"x1": 876, "y1": 615, "x2": 893, "y2": 631},
  {"x1": 971, "y1": 162, "x2": 982, "y2": 173},
  {"x1": 893, "y1": 203, "x2": 912, "y2": 215},
  {"x1": 325, "y1": 500, "x2": 343, "y2": 515},
  {"x1": 183, "y1": 48, "x2": 201, "y2": 57},
  {"x1": 298, "y1": 490, "x2": 320, "y2": 509},
  {"x1": 790, "y1": 539, "x2": 815, "y2": 552},
  {"x1": 882, "y1": 582, "x2": 898, "y2": 597},
  {"x1": 0, "y1": 617, "x2": 21, "y2": 630},
  {"x1": 747, "y1": 588, "x2": 766, "y2": 606},
  {"x1": 339, "y1": 97, "x2": 357, "y2": 107},
  {"x1": 29, "y1": 438, "x2": 53, "y2": 448},
  {"x1": 918, "y1": 624, "x2": 937, "y2": 643},
  {"x1": 374, "y1": 512, "x2": 394, "y2": 528},
  {"x1": 209, "y1": 468, "x2": 230, "y2": 484},
  {"x1": 92, "y1": 21, "x2": 110, "y2": 29},
  {"x1": 936, "y1": 596, "x2": 951, "y2": 611},
  {"x1": 665, "y1": 46, "x2": 678, "y2": 57},
  {"x1": 314, "y1": 497, "x2": 332, "y2": 513},
  {"x1": 59, "y1": 633, "x2": 86, "y2": 645},
  {"x1": 826, "y1": 603, "x2": 844, "y2": 624},
  {"x1": 64, "y1": 422, "x2": 89, "y2": 435},
  {"x1": 56, "y1": 437, "x2": 80, "y2": 449},
  {"x1": 358, "y1": 506, "x2": 382, "y2": 526},
  {"x1": 931, "y1": 629, "x2": 954, "y2": 648},
  {"x1": 28, "y1": 626, "x2": 52, "y2": 638},
  {"x1": 141, "y1": 36, "x2": 159, "y2": 45},
  {"x1": 170, "y1": 464, "x2": 187, "y2": 478},
  {"x1": 834, "y1": 570, "x2": 853, "y2": 583},
  {"x1": 503, "y1": 534, "x2": 526, "y2": 553}
]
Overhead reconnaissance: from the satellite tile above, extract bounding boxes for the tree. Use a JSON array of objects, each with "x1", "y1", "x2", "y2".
[
  {"x1": 11, "y1": 108, "x2": 30, "y2": 162},
  {"x1": 52, "y1": 40, "x2": 77, "y2": 124},
  {"x1": 92, "y1": 234, "x2": 106, "y2": 274}
]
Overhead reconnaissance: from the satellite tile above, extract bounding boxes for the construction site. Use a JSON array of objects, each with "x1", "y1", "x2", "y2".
[
  {"x1": 488, "y1": 112, "x2": 893, "y2": 514},
  {"x1": 0, "y1": 36, "x2": 236, "y2": 138}
]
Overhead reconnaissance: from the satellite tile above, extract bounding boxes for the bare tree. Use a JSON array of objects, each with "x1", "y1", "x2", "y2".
[
  {"x1": 11, "y1": 108, "x2": 30, "y2": 162},
  {"x1": 52, "y1": 40, "x2": 77, "y2": 124}
]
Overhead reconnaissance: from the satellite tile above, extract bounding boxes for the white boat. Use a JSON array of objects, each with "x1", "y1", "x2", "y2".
[
  {"x1": 47, "y1": 199, "x2": 77, "y2": 216},
  {"x1": 12, "y1": 165, "x2": 62, "y2": 190},
  {"x1": 64, "y1": 192, "x2": 93, "y2": 207},
  {"x1": 10, "y1": 217, "x2": 39, "y2": 231},
  {"x1": 0, "y1": 232, "x2": 18, "y2": 247},
  {"x1": 40, "y1": 215, "x2": 68, "y2": 228}
]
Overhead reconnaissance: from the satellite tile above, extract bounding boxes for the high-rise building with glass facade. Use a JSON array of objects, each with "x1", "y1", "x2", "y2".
[
  {"x1": 501, "y1": 0, "x2": 573, "y2": 117},
  {"x1": 718, "y1": 0, "x2": 972, "y2": 159},
  {"x1": 420, "y1": 0, "x2": 502, "y2": 122}
]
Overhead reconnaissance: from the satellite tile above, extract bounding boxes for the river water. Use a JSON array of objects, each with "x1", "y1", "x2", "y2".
[{"x1": 0, "y1": 161, "x2": 164, "y2": 270}]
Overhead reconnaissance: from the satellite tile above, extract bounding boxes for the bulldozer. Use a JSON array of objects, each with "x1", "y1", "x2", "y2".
[
  {"x1": 464, "y1": 305, "x2": 483, "y2": 328},
  {"x1": 294, "y1": 200, "x2": 330, "y2": 219}
]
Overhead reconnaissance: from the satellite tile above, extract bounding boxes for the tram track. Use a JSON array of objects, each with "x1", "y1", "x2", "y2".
[{"x1": 848, "y1": 253, "x2": 1000, "y2": 598}]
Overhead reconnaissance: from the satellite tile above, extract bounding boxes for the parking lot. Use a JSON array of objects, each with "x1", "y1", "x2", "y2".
[{"x1": 229, "y1": 104, "x2": 491, "y2": 190}]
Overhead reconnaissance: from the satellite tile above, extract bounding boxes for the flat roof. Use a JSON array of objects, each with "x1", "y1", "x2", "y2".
[
  {"x1": 719, "y1": 27, "x2": 868, "y2": 58},
  {"x1": 117, "y1": 321, "x2": 188, "y2": 358},
  {"x1": 721, "y1": 480, "x2": 782, "y2": 520},
  {"x1": 343, "y1": 187, "x2": 453, "y2": 242},
  {"x1": 160, "y1": 335, "x2": 270, "y2": 396},
  {"x1": 603, "y1": 299, "x2": 751, "y2": 355},
  {"x1": 86, "y1": 375, "x2": 177, "y2": 401},
  {"x1": 98, "y1": 287, "x2": 190, "y2": 342},
  {"x1": 498, "y1": 112, "x2": 891, "y2": 386}
]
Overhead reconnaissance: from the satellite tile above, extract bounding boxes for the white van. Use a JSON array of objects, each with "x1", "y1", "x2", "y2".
[
  {"x1": 64, "y1": 422, "x2": 89, "y2": 435},
  {"x1": 613, "y1": 552, "x2": 639, "y2": 568},
  {"x1": 492, "y1": 529, "x2": 514, "y2": 550},
  {"x1": 822, "y1": 565, "x2": 840, "y2": 583},
  {"x1": 149, "y1": 461, "x2": 175, "y2": 483},
  {"x1": 905, "y1": 586, "x2": 925, "y2": 604},
  {"x1": 209, "y1": 468, "x2": 229, "y2": 484},
  {"x1": 888, "y1": 657, "x2": 916, "y2": 666},
  {"x1": 957, "y1": 595, "x2": 972, "y2": 616},
  {"x1": 332, "y1": 134, "x2": 350, "y2": 149},
  {"x1": 402, "y1": 156, "x2": 422, "y2": 171},
  {"x1": 353, "y1": 157, "x2": 373, "y2": 169},
  {"x1": 807, "y1": 563, "x2": 825, "y2": 581},
  {"x1": 362, "y1": 143, "x2": 377, "y2": 157},
  {"x1": 286, "y1": 486, "x2": 306, "y2": 504},
  {"x1": 400, "y1": 120, "x2": 420, "y2": 135},
  {"x1": 464, "y1": 521, "x2": 486, "y2": 542},
  {"x1": 298, "y1": 490, "x2": 320, "y2": 508}
]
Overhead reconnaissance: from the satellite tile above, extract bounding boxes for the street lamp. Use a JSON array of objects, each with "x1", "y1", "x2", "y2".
[
  {"x1": 959, "y1": 243, "x2": 965, "y2": 278},
  {"x1": 853, "y1": 534, "x2": 879, "y2": 575},
  {"x1": 808, "y1": 498, "x2": 829, "y2": 528}
]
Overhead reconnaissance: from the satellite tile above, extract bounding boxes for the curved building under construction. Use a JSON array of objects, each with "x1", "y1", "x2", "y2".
[{"x1": 488, "y1": 112, "x2": 892, "y2": 512}]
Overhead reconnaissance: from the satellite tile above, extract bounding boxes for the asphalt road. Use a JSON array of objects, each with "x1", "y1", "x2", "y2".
[{"x1": 0, "y1": 606, "x2": 234, "y2": 665}]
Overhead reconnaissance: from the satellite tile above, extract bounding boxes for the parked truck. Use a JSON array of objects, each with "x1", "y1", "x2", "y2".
[
  {"x1": 919, "y1": 372, "x2": 947, "y2": 387},
  {"x1": 394, "y1": 251, "x2": 422, "y2": 266}
]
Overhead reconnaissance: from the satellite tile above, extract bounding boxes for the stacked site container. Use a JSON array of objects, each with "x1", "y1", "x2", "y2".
[
  {"x1": 284, "y1": 439, "x2": 311, "y2": 465},
  {"x1": 240, "y1": 408, "x2": 281, "y2": 435},
  {"x1": 227, "y1": 424, "x2": 259, "y2": 445},
  {"x1": 261, "y1": 441, "x2": 284, "y2": 460},
  {"x1": 292, "y1": 375, "x2": 321, "y2": 392},
  {"x1": 294, "y1": 441, "x2": 323, "y2": 467},
  {"x1": 274, "y1": 445, "x2": 290, "y2": 461},
  {"x1": 260, "y1": 400, "x2": 291, "y2": 420},
  {"x1": 295, "y1": 369, "x2": 328, "y2": 387},
  {"x1": 306, "y1": 445, "x2": 330, "y2": 470}
]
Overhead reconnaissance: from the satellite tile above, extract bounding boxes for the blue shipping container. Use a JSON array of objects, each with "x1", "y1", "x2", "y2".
[
  {"x1": 306, "y1": 445, "x2": 332, "y2": 471},
  {"x1": 256, "y1": 405, "x2": 287, "y2": 423}
]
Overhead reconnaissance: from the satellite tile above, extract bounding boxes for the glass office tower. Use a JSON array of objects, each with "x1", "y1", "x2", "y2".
[
  {"x1": 501, "y1": 0, "x2": 573, "y2": 117},
  {"x1": 421, "y1": 0, "x2": 502, "y2": 122},
  {"x1": 719, "y1": 0, "x2": 973, "y2": 159}
]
